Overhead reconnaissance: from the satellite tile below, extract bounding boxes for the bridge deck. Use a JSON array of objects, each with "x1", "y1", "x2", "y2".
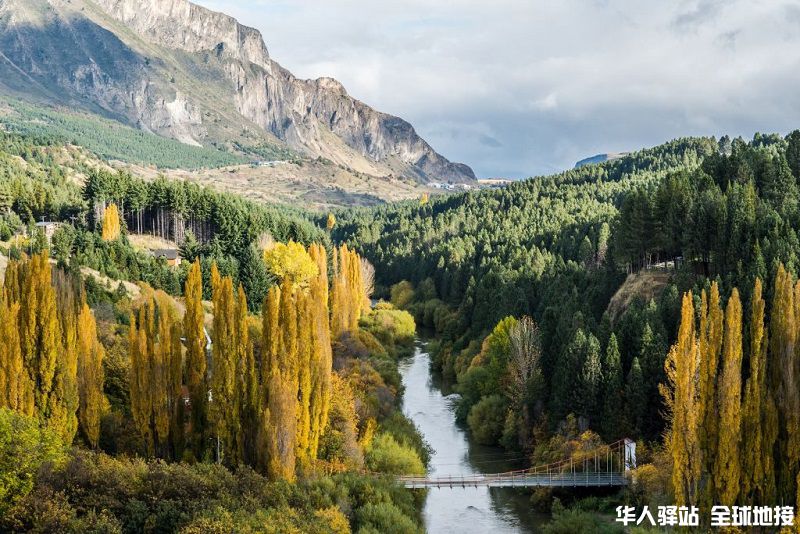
[{"x1": 400, "y1": 473, "x2": 628, "y2": 489}]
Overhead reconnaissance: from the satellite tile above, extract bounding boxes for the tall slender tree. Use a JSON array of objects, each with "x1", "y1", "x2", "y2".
[
  {"x1": 661, "y1": 292, "x2": 701, "y2": 506},
  {"x1": 77, "y1": 303, "x2": 104, "y2": 448},
  {"x1": 770, "y1": 265, "x2": 799, "y2": 501},
  {"x1": 184, "y1": 259, "x2": 207, "y2": 458},
  {"x1": 742, "y1": 278, "x2": 770, "y2": 504},
  {"x1": 715, "y1": 288, "x2": 743, "y2": 506}
]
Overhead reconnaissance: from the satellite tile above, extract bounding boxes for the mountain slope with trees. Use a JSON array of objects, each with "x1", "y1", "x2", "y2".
[
  {"x1": 0, "y1": 130, "x2": 428, "y2": 532},
  {"x1": 333, "y1": 131, "x2": 800, "y2": 471}
]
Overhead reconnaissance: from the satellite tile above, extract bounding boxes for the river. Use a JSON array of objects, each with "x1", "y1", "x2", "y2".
[{"x1": 398, "y1": 340, "x2": 550, "y2": 533}]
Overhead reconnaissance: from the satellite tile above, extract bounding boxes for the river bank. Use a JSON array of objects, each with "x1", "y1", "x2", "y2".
[{"x1": 399, "y1": 340, "x2": 550, "y2": 533}]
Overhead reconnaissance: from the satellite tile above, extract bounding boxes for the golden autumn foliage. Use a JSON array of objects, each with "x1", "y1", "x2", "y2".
[
  {"x1": 331, "y1": 244, "x2": 365, "y2": 338},
  {"x1": 697, "y1": 283, "x2": 722, "y2": 507},
  {"x1": 184, "y1": 259, "x2": 207, "y2": 458},
  {"x1": 714, "y1": 288, "x2": 742, "y2": 506},
  {"x1": 209, "y1": 273, "x2": 243, "y2": 465},
  {"x1": 0, "y1": 242, "x2": 361, "y2": 484},
  {"x1": 665, "y1": 267, "x2": 800, "y2": 509},
  {"x1": 101, "y1": 203, "x2": 121, "y2": 241},
  {"x1": 661, "y1": 292, "x2": 700, "y2": 506},
  {"x1": 260, "y1": 243, "x2": 334, "y2": 480},
  {"x1": 129, "y1": 292, "x2": 184, "y2": 458},
  {"x1": 0, "y1": 253, "x2": 106, "y2": 447},
  {"x1": 77, "y1": 303, "x2": 104, "y2": 448},
  {"x1": 741, "y1": 278, "x2": 774, "y2": 504},
  {"x1": 263, "y1": 241, "x2": 318, "y2": 287}
]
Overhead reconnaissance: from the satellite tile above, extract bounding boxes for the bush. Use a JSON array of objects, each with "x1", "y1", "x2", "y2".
[
  {"x1": 355, "y1": 502, "x2": 423, "y2": 534},
  {"x1": 389, "y1": 281, "x2": 415, "y2": 309},
  {"x1": 0, "y1": 408, "x2": 66, "y2": 516},
  {"x1": 466, "y1": 395, "x2": 508, "y2": 445},
  {"x1": 542, "y1": 502, "x2": 624, "y2": 534},
  {"x1": 360, "y1": 307, "x2": 416, "y2": 358},
  {"x1": 365, "y1": 434, "x2": 424, "y2": 475},
  {"x1": 379, "y1": 412, "x2": 432, "y2": 467}
]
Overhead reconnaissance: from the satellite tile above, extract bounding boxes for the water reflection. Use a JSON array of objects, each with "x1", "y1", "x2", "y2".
[{"x1": 399, "y1": 342, "x2": 549, "y2": 533}]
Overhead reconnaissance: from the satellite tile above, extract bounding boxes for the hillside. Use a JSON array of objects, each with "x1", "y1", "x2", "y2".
[{"x1": 0, "y1": 0, "x2": 475, "y2": 193}]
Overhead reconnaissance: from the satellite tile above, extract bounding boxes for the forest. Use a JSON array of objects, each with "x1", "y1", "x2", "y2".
[
  {"x1": 0, "y1": 97, "x2": 249, "y2": 170},
  {"x1": 0, "y1": 131, "x2": 427, "y2": 533},
  {"x1": 334, "y1": 130, "x2": 800, "y2": 519},
  {"x1": 6, "y1": 121, "x2": 800, "y2": 531}
]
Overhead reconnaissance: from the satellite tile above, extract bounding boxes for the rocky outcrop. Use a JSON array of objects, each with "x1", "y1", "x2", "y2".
[{"x1": 0, "y1": 0, "x2": 475, "y2": 182}]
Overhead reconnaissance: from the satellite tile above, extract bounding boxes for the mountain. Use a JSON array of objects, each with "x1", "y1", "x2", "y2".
[
  {"x1": 574, "y1": 152, "x2": 629, "y2": 168},
  {"x1": 0, "y1": 0, "x2": 475, "y2": 184}
]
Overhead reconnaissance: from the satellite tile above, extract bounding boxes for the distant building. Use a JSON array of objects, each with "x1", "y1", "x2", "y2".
[
  {"x1": 35, "y1": 221, "x2": 61, "y2": 243},
  {"x1": 477, "y1": 178, "x2": 513, "y2": 189},
  {"x1": 151, "y1": 249, "x2": 182, "y2": 267}
]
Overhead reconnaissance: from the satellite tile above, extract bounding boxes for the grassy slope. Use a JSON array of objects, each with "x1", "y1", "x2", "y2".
[{"x1": 0, "y1": 97, "x2": 247, "y2": 169}]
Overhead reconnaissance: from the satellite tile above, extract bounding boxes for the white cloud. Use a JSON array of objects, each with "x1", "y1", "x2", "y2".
[{"x1": 196, "y1": 0, "x2": 800, "y2": 178}]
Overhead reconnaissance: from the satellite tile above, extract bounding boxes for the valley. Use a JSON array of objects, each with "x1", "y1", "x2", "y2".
[{"x1": 0, "y1": 1, "x2": 796, "y2": 533}]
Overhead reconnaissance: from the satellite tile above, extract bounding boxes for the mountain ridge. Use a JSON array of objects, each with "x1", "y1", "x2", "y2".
[{"x1": 0, "y1": 0, "x2": 475, "y2": 183}]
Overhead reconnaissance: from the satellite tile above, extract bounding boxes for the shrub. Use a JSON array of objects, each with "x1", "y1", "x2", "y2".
[
  {"x1": 0, "y1": 408, "x2": 66, "y2": 515},
  {"x1": 466, "y1": 395, "x2": 508, "y2": 445},
  {"x1": 365, "y1": 434, "x2": 424, "y2": 475},
  {"x1": 360, "y1": 307, "x2": 416, "y2": 358},
  {"x1": 389, "y1": 281, "x2": 414, "y2": 309},
  {"x1": 355, "y1": 502, "x2": 423, "y2": 534}
]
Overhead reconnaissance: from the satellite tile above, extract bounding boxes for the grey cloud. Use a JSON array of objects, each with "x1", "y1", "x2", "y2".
[
  {"x1": 199, "y1": 0, "x2": 800, "y2": 179},
  {"x1": 672, "y1": 0, "x2": 723, "y2": 32}
]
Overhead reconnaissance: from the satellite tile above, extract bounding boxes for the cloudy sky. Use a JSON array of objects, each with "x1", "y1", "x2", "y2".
[{"x1": 196, "y1": 0, "x2": 800, "y2": 179}]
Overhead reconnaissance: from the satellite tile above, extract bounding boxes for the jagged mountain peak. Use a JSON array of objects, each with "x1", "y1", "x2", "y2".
[{"x1": 0, "y1": 0, "x2": 475, "y2": 183}]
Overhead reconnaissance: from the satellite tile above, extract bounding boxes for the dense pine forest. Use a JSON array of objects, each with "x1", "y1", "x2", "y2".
[{"x1": 334, "y1": 131, "x2": 800, "y2": 519}]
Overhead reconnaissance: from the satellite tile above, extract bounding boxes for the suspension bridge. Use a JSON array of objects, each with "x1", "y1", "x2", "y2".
[{"x1": 398, "y1": 438, "x2": 636, "y2": 489}]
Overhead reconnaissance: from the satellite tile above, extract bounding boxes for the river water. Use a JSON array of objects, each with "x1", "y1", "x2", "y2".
[{"x1": 398, "y1": 341, "x2": 549, "y2": 533}]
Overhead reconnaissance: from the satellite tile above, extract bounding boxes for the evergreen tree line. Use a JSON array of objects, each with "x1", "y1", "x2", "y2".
[
  {"x1": 335, "y1": 132, "x2": 800, "y2": 453},
  {"x1": 614, "y1": 132, "x2": 800, "y2": 287},
  {"x1": 665, "y1": 266, "x2": 800, "y2": 511},
  {"x1": 84, "y1": 170, "x2": 326, "y2": 257}
]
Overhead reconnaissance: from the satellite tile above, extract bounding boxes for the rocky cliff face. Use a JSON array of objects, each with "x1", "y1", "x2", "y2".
[{"x1": 0, "y1": 0, "x2": 474, "y2": 182}]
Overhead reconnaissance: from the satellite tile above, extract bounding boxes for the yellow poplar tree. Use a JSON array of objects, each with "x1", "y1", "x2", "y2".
[
  {"x1": 295, "y1": 290, "x2": 313, "y2": 471},
  {"x1": 51, "y1": 277, "x2": 79, "y2": 445},
  {"x1": 259, "y1": 284, "x2": 280, "y2": 472},
  {"x1": 129, "y1": 305, "x2": 153, "y2": 454},
  {"x1": 661, "y1": 292, "x2": 701, "y2": 506},
  {"x1": 714, "y1": 288, "x2": 743, "y2": 506},
  {"x1": 0, "y1": 292, "x2": 28, "y2": 414},
  {"x1": 184, "y1": 259, "x2": 207, "y2": 458},
  {"x1": 77, "y1": 302, "x2": 105, "y2": 449},
  {"x1": 331, "y1": 245, "x2": 366, "y2": 338},
  {"x1": 698, "y1": 283, "x2": 723, "y2": 505},
  {"x1": 271, "y1": 277, "x2": 298, "y2": 480},
  {"x1": 19, "y1": 254, "x2": 68, "y2": 439},
  {"x1": 742, "y1": 278, "x2": 771, "y2": 504},
  {"x1": 308, "y1": 244, "x2": 332, "y2": 460},
  {"x1": 102, "y1": 203, "x2": 121, "y2": 241},
  {"x1": 236, "y1": 284, "x2": 258, "y2": 466},
  {"x1": 770, "y1": 264, "x2": 798, "y2": 501},
  {"x1": 210, "y1": 274, "x2": 241, "y2": 465},
  {"x1": 129, "y1": 295, "x2": 183, "y2": 458}
]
